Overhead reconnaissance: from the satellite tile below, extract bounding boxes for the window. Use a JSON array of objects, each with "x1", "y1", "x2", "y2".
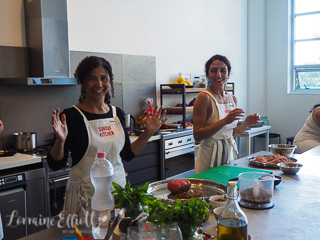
[{"x1": 291, "y1": 0, "x2": 320, "y2": 91}]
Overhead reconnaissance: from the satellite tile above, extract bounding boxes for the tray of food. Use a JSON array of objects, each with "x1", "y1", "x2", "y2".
[
  {"x1": 147, "y1": 178, "x2": 226, "y2": 203},
  {"x1": 248, "y1": 155, "x2": 297, "y2": 168}
]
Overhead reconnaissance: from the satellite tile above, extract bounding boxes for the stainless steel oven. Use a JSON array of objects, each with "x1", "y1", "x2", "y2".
[
  {"x1": 160, "y1": 129, "x2": 195, "y2": 180},
  {"x1": 22, "y1": 139, "x2": 71, "y2": 220},
  {"x1": 0, "y1": 165, "x2": 46, "y2": 240},
  {"x1": 42, "y1": 154, "x2": 71, "y2": 219}
]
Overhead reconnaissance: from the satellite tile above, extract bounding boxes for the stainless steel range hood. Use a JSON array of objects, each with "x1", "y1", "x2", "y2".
[{"x1": 0, "y1": 0, "x2": 76, "y2": 85}]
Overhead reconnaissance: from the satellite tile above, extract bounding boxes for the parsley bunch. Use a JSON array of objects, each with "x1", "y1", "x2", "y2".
[
  {"x1": 112, "y1": 181, "x2": 156, "y2": 219},
  {"x1": 146, "y1": 198, "x2": 210, "y2": 240}
]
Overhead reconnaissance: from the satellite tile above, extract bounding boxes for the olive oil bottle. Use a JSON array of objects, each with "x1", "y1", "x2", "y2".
[{"x1": 217, "y1": 181, "x2": 248, "y2": 240}]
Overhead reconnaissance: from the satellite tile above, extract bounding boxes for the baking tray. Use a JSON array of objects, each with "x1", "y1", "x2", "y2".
[
  {"x1": 248, "y1": 155, "x2": 297, "y2": 168},
  {"x1": 147, "y1": 178, "x2": 227, "y2": 202}
]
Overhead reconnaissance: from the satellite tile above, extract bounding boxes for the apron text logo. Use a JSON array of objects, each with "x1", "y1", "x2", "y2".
[{"x1": 98, "y1": 126, "x2": 115, "y2": 137}]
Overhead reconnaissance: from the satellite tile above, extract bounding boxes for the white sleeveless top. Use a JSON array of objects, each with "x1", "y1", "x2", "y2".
[{"x1": 194, "y1": 90, "x2": 238, "y2": 174}]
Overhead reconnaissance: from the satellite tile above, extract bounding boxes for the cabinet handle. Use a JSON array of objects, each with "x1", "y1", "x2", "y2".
[
  {"x1": 168, "y1": 142, "x2": 173, "y2": 145},
  {"x1": 178, "y1": 140, "x2": 182, "y2": 143}
]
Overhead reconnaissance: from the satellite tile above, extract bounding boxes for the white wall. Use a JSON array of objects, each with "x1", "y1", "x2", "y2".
[
  {"x1": 0, "y1": 0, "x2": 249, "y2": 112},
  {"x1": 248, "y1": 0, "x2": 319, "y2": 142}
]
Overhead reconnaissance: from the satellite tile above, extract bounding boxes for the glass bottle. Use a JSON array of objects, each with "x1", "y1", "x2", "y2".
[{"x1": 217, "y1": 181, "x2": 248, "y2": 240}]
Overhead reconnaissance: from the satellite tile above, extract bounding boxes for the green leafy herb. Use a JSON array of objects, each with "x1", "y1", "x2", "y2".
[
  {"x1": 112, "y1": 181, "x2": 156, "y2": 218},
  {"x1": 146, "y1": 198, "x2": 210, "y2": 240}
]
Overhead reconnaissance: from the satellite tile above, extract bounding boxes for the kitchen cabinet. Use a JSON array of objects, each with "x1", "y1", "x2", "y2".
[
  {"x1": 122, "y1": 141, "x2": 160, "y2": 188},
  {"x1": 160, "y1": 83, "x2": 234, "y2": 128}
]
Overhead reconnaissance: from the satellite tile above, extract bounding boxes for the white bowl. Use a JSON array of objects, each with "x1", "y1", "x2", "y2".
[
  {"x1": 209, "y1": 195, "x2": 227, "y2": 209},
  {"x1": 213, "y1": 206, "x2": 225, "y2": 220}
]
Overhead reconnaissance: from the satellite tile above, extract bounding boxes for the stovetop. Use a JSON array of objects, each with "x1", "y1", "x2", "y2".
[{"x1": 15, "y1": 145, "x2": 51, "y2": 158}]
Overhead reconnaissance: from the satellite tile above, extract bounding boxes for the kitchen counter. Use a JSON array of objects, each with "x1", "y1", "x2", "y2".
[
  {"x1": 129, "y1": 133, "x2": 161, "y2": 142},
  {"x1": 200, "y1": 148, "x2": 320, "y2": 240},
  {"x1": 0, "y1": 153, "x2": 42, "y2": 170}
]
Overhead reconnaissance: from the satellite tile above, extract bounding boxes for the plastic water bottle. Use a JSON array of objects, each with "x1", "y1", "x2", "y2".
[{"x1": 90, "y1": 152, "x2": 115, "y2": 239}]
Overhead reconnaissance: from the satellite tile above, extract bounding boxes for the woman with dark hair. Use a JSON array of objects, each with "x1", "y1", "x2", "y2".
[
  {"x1": 293, "y1": 104, "x2": 320, "y2": 153},
  {"x1": 48, "y1": 56, "x2": 167, "y2": 218},
  {"x1": 193, "y1": 54, "x2": 260, "y2": 173}
]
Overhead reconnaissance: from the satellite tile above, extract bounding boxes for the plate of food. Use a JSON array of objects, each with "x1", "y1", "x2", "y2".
[
  {"x1": 147, "y1": 178, "x2": 227, "y2": 203},
  {"x1": 248, "y1": 155, "x2": 297, "y2": 168}
]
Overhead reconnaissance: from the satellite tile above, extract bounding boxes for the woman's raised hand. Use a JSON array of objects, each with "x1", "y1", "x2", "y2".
[
  {"x1": 144, "y1": 105, "x2": 168, "y2": 134},
  {"x1": 224, "y1": 108, "x2": 245, "y2": 125},
  {"x1": 244, "y1": 113, "x2": 261, "y2": 127},
  {"x1": 51, "y1": 108, "x2": 68, "y2": 142}
]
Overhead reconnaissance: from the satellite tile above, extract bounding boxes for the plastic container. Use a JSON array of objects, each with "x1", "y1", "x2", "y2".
[
  {"x1": 238, "y1": 172, "x2": 274, "y2": 209},
  {"x1": 90, "y1": 152, "x2": 115, "y2": 239},
  {"x1": 217, "y1": 181, "x2": 248, "y2": 240}
]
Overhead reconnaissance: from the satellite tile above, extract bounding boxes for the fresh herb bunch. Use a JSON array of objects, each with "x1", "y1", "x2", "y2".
[
  {"x1": 112, "y1": 181, "x2": 156, "y2": 218},
  {"x1": 146, "y1": 198, "x2": 210, "y2": 240}
]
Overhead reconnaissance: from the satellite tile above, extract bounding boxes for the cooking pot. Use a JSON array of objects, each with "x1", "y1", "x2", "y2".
[{"x1": 13, "y1": 132, "x2": 37, "y2": 151}]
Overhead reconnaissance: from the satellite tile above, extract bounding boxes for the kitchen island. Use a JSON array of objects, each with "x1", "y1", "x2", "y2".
[
  {"x1": 18, "y1": 146, "x2": 320, "y2": 240},
  {"x1": 200, "y1": 147, "x2": 320, "y2": 240}
]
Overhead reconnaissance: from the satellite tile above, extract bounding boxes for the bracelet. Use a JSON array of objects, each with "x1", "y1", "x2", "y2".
[{"x1": 235, "y1": 126, "x2": 245, "y2": 135}]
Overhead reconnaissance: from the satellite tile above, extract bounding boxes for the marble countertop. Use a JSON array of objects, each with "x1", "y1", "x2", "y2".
[
  {"x1": 201, "y1": 148, "x2": 320, "y2": 240},
  {"x1": 0, "y1": 153, "x2": 42, "y2": 170}
]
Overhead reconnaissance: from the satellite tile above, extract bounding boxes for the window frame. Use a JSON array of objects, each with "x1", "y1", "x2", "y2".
[{"x1": 290, "y1": 0, "x2": 320, "y2": 94}]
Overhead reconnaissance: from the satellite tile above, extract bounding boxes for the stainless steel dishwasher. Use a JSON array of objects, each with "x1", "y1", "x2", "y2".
[
  {"x1": 160, "y1": 129, "x2": 195, "y2": 179},
  {"x1": 0, "y1": 166, "x2": 47, "y2": 240}
]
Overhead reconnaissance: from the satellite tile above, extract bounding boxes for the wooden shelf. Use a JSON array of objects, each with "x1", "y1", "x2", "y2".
[{"x1": 160, "y1": 83, "x2": 234, "y2": 128}]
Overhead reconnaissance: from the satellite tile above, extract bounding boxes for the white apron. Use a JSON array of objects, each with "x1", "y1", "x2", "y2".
[
  {"x1": 62, "y1": 105, "x2": 126, "y2": 219},
  {"x1": 195, "y1": 90, "x2": 238, "y2": 174}
]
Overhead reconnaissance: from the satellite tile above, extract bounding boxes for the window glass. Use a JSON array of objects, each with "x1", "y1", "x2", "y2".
[
  {"x1": 292, "y1": 0, "x2": 320, "y2": 91},
  {"x1": 295, "y1": 0, "x2": 320, "y2": 14},
  {"x1": 295, "y1": 14, "x2": 320, "y2": 40},
  {"x1": 294, "y1": 40, "x2": 320, "y2": 65},
  {"x1": 296, "y1": 69, "x2": 320, "y2": 89}
]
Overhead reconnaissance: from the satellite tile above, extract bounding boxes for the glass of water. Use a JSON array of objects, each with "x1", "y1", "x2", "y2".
[{"x1": 0, "y1": 212, "x2": 4, "y2": 240}]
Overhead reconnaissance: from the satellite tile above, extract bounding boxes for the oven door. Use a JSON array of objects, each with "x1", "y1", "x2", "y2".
[
  {"x1": 48, "y1": 174, "x2": 69, "y2": 219},
  {"x1": 162, "y1": 143, "x2": 195, "y2": 179}
]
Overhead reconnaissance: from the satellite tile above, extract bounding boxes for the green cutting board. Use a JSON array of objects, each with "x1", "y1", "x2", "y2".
[{"x1": 188, "y1": 165, "x2": 272, "y2": 185}]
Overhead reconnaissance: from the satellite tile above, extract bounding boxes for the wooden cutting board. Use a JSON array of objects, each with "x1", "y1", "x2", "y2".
[{"x1": 188, "y1": 165, "x2": 272, "y2": 185}]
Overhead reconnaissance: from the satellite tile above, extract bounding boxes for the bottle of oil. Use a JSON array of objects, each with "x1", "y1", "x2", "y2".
[{"x1": 217, "y1": 181, "x2": 248, "y2": 240}]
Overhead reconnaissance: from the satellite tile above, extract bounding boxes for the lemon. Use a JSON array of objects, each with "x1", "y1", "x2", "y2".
[
  {"x1": 181, "y1": 82, "x2": 188, "y2": 85},
  {"x1": 172, "y1": 82, "x2": 179, "y2": 84},
  {"x1": 176, "y1": 77, "x2": 185, "y2": 83},
  {"x1": 185, "y1": 81, "x2": 192, "y2": 86}
]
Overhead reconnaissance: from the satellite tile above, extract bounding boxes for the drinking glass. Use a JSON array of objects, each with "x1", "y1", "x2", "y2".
[
  {"x1": 154, "y1": 222, "x2": 183, "y2": 240},
  {"x1": 0, "y1": 212, "x2": 3, "y2": 240},
  {"x1": 127, "y1": 226, "x2": 140, "y2": 240}
]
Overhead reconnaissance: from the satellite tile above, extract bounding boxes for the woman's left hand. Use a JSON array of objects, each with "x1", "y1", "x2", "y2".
[
  {"x1": 244, "y1": 113, "x2": 261, "y2": 127},
  {"x1": 144, "y1": 105, "x2": 168, "y2": 134}
]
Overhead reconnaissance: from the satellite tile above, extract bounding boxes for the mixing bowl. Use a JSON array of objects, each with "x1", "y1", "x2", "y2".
[
  {"x1": 269, "y1": 144, "x2": 297, "y2": 157},
  {"x1": 277, "y1": 162, "x2": 303, "y2": 175}
]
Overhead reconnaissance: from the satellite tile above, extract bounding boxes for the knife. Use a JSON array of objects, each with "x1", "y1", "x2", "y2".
[{"x1": 104, "y1": 211, "x2": 122, "y2": 240}]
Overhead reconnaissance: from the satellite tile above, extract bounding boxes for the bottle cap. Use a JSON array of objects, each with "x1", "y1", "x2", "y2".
[
  {"x1": 97, "y1": 152, "x2": 106, "y2": 158},
  {"x1": 228, "y1": 181, "x2": 237, "y2": 189}
]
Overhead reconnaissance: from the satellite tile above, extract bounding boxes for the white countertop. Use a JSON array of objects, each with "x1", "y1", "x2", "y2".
[
  {"x1": 129, "y1": 134, "x2": 161, "y2": 143},
  {"x1": 0, "y1": 153, "x2": 42, "y2": 170}
]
